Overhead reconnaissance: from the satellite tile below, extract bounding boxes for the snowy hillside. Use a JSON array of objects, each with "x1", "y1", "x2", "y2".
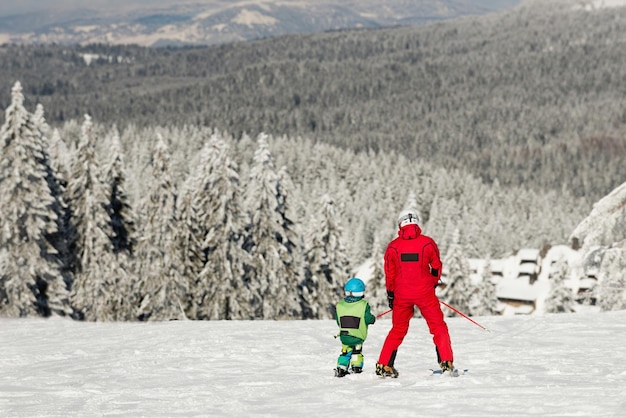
[{"x1": 2, "y1": 311, "x2": 626, "y2": 416}]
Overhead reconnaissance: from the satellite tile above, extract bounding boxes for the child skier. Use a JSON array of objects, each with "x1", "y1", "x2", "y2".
[{"x1": 335, "y1": 277, "x2": 376, "y2": 377}]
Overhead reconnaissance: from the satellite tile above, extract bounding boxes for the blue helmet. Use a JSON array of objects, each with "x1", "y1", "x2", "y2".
[{"x1": 345, "y1": 278, "x2": 366, "y2": 297}]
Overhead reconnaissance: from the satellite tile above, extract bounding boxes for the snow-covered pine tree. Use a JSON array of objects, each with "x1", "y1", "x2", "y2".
[
  {"x1": 425, "y1": 196, "x2": 459, "y2": 258},
  {"x1": 192, "y1": 135, "x2": 256, "y2": 320},
  {"x1": 597, "y1": 248, "x2": 626, "y2": 311},
  {"x1": 0, "y1": 82, "x2": 71, "y2": 317},
  {"x1": 544, "y1": 256, "x2": 576, "y2": 314},
  {"x1": 366, "y1": 235, "x2": 390, "y2": 316},
  {"x1": 100, "y1": 128, "x2": 139, "y2": 320},
  {"x1": 48, "y1": 129, "x2": 70, "y2": 188},
  {"x1": 134, "y1": 136, "x2": 188, "y2": 321},
  {"x1": 66, "y1": 115, "x2": 123, "y2": 321},
  {"x1": 245, "y1": 134, "x2": 302, "y2": 319},
  {"x1": 31, "y1": 103, "x2": 74, "y2": 309},
  {"x1": 276, "y1": 165, "x2": 306, "y2": 315},
  {"x1": 470, "y1": 258, "x2": 500, "y2": 316},
  {"x1": 175, "y1": 188, "x2": 204, "y2": 320},
  {"x1": 440, "y1": 228, "x2": 473, "y2": 317},
  {"x1": 46, "y1": 128, "x2": 74, "y2": 275},
  {"x1": 104, "y1": 128, "x2": 137, "y2": 256},
  {"x1": 186, "y1": 137, "x2": 227, "y2": 319},
  {"x1": 301, "y1": 193, "x2": 349, "y2": 319}
]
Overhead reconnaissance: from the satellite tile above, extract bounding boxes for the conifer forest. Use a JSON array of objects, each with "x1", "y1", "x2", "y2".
[{"x1": 1, "y1": 2, "x2": 625, "y2": 321}]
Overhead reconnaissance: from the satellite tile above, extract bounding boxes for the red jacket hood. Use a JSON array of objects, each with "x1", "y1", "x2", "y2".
[{"x1": 398, "y1": 224, "x2": 422, "y2": 240}]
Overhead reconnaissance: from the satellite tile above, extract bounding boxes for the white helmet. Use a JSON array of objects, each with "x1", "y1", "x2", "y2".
[{"x1": 397, "y1": 208, "x2": 420, "y2": 228}]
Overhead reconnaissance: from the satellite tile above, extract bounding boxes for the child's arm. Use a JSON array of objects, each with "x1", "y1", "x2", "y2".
[{"x1": 364, "y1": 303, "x2": 376, "y2": 325}]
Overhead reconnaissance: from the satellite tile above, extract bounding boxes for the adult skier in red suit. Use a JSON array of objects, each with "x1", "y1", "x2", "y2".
[{"x1": 376, "y1": 208, "x2": 454, "y2": 377}]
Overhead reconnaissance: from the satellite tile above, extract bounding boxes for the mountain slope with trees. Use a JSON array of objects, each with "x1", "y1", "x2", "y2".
[
  {"x1": 1, "y1": 82, "x2": 595, "y2": 320},
  {"x1": 2, "y1": 1, "x2": 626, "y2": 320},
  {"x1": 0, "y1": 1, "x2": 625, "y2": 205}
]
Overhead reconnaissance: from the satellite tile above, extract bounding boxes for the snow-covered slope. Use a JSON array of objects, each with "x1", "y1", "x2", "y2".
[{"x1": 2, "y1": 312, "x2": 626, "y2": 416}]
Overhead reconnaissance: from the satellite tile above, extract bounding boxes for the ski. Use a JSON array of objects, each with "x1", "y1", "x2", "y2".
[{"x1": 429, "y1": 368, "x2": 467, "y2": 377}]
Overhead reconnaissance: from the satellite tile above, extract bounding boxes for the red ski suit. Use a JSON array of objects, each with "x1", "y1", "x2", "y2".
[{"x1": 377, "y1": 223, "x2": 453, "y2": 367}]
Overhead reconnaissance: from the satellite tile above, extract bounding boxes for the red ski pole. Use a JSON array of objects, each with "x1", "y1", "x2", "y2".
[
  {"x1": 376, "y1": 309, "x2": 392, "y2": 318},
  {"x1": 440, "y1": 301, "x2": 490, "y2": 332}
]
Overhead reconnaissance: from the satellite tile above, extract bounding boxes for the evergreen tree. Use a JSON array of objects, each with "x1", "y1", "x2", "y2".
[
  {"x1": 48, "y1": 128, "x2": 70, "y2": 188},
  {"x1": 104, "y1": 128, "x2": 137, "y2": 256},
  {"x1": 175, "y1": 188, "x2": 204, "y2": 319},
  {"x1": 426, "y1": 196, "x2": 459, "y2": 258},
  {"x1": 367, "y1": 235, "x2": 390, "y2": 316},
  {"x1": 101, "y1": 128, "x2": 138, "y2": 320},
  {"x1": 302, "y1": 193, "x2": 349, "y2": 319},
  {"x1": 597, "y1": 248, "x2": 626, "y2": 312},
  {"x1": 134, "y1": 136, "x2": 188, "y2": 321},
  {"x1": 470, "y1": 258, "x2": 500, "y2": 316},
  {"x1": 193, "y1": 135, "x2": 255, "y2": 320},
  {"x1": 46, "y1": 128, "x2": 74, "y2": 276},
  {"x1": 276, "y1": 165, "x2": 307, "y2": 315},
  {"x1": 66, "y1": 115, "x2": 120, "y2": 321},
  {"x1": 544, "y1": 256, "x2": 576, "y2": 314},
  {"x1": 441, "y1": 228, "x2": 473, "y2": 317},
  {"x1": 245, "y1": 134, "x2": 302, "y2": 319},
  {"x1": 0, "y1": 82, "x2": 70, "y2": 317},
  {"x1": 32, "y1": 103, "x2": 74, "y2": 310}
]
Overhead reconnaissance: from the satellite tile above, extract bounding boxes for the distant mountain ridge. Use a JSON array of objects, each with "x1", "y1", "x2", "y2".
[{"x1": 0, "y1": 0, "x2": 520, "y2": 47}]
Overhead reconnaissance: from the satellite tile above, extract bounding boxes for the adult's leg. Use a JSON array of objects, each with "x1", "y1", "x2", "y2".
[
  {"x1": 417, "y1": 295, "x2": 453, "y2": 362},
  {"x1": 377, "y1": 300, "x2": 414, "y2": 366}
]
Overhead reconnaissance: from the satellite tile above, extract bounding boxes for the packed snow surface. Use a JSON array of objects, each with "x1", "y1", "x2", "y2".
[{"x1": 2, "y1": 311, "x2": 626, "y2": 416}]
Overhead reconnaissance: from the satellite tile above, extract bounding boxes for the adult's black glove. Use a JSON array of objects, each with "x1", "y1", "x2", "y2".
[{"x1": 387, "y1": 291, "x2": 394, "y2": 309}]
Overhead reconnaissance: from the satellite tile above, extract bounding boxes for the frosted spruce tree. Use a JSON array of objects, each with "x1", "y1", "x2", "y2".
[
  {"x1": 192, "y1": 135, "x2": 255, "y2": 320},
  {"x1": 104, "y1": 129, "x2": 137, "y2": 256},
  {"x1": 597, "y1": 248, "x2": 626, "y2": 311},
  {"x1": 301, "y1": 193, "x2": 349, "y2": 319},
  {"x1": 245, "y1": 134, "x2": 302, "y2": 319},
  {"x1": 0, "y1": 82, "x2": 71, "y2": 317},
  {"x1": 276, "y1": 165, "x2": 307, "y2": 314},
  {"x1": 544, "y1": 256, "x2": 576, "y2": 314},
  {"x1": 45, "y1": 128, "x2": 75, "y2": 272},
  {"x1": 48, "y1": 129, "x2": 70, "y2": 188},
  {"x1": 440, "y1": 228, "x2": 473, "y2": 317},
  {"x1": 175, "y1": 189, "x2": 204, "y2": 319},
  {"x1": 31, "y1": 104, "x2": 74, "y2": 299},
  {"x1": 134, "y1": 136, "x2": 188, "y2": 321},
  {"x1": 426, "y1": 196, "x2": 459, "y2": 258},
  {"x1": 66, "y1": 115, "x2": 125, "y2": 321},
  {"x1": 101, "y1": 128, "x2": 138, "y2": 320},
  {"x1": 470, "y1": 258, "x2": 500, "y2": 316},
  {"x1": 366, "y1": 235, "x2": 390, "y2": 316}
]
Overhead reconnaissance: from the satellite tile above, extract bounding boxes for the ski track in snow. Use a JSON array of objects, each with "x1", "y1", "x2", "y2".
[{"x1": 2, "y1": 311, "x2": 626, "y2": 417}]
